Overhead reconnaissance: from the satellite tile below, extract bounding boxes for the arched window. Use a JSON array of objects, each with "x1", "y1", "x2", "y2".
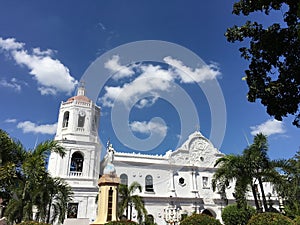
[
  {"x1": 70, "y1": 151, "x2": 84, "y2": 173},
  {"x1": 62, "y1": 111, "x2": 69, "y2": 128},
  {"x1": 120, "y1": 174, "x2": 128, "y2": 186},
  {"x1": 78, "y1": 115, "x2": 85, "y2": 127},
  {"x1": 202, "y1": 209, "x2": 215, "y2": 218},
  {"x1": 147, "y1": 215, "x2": 154, "y2": 223},
  {"x1": 92, "y1": 115, "x2": 98, "y2": 131},
  {"x1": 145, "y1": 175, "x2": 154, "y2": 192}
]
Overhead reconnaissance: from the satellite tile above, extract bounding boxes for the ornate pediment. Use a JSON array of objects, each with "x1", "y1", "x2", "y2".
[{"x1": 168, "y1": 131, "x2": 223, "y2": 167}]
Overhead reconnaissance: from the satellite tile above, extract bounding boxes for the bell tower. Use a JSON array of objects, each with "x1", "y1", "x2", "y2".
[{"x1": 48, "y1": 82, "x2": 101, "y2": 222}]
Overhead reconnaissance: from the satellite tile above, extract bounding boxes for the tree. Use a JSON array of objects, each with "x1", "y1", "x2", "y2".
[
  {"x1": 222, "y1": 204, "x2": 256, "y2": 225},
  {"x1": 226, "y1": 0, "x2": 300, "y2": 127},
  {"x1": 243, "y1": 134, "x2": 270, "y2": 211},
  {"x1": 0, "y1": 129, "x2": 72, "y2": 224},
  {"x1": 118, "y1": 182, "x2": 147, "y2": 222},
  {"x1": 212, "y1": 154, "x2": 255, "y2": 209},
  {"x1": 273, "y1": 151, "x2": 300, "y2": 217},
  {"x1": 213, "y1": 133, "x2": 282, "y2": 212},
  {"x1": 34, "y1": 176, "x2": 73, "y2": 224},
  {"x1": 247, "y1": 212, "x2": 294, "y2": 225}
]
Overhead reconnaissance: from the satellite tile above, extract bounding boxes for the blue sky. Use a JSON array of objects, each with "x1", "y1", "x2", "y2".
[{"x1": 0, "y1": 1, "x2": 298, "y2": 160}]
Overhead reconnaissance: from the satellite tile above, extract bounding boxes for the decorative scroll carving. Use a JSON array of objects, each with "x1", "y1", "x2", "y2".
[{"x1": 169, "y1": 132, "x2": 222, "y2": 167}]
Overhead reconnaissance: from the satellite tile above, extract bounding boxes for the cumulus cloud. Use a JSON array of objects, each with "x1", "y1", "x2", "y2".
[
  {"x1": 129, "y1": 120, "x2": 167, "y2": 136},
  {"x1": 101, "y1": 55, "x2": 221, "y2": 109},
  {"x1": 0, "y1": 37, "x2": 77, "y2": 95},
  {"x1": 0, "y1": 78, "x2": 21, "y2": 91},
  {"x1": 136, "y1": 96, "x2": 159, "y2": 109},
  {"x1": 250, "y1": 119, "x2": 286, "y2": 136},
  {"x1": 0, "y1": 37, "x2": 24, "y2": 50},
  {"x1": 104, "y1": 55, "x2": 135, "y2": 80},
  {"x1": 100, "y1": 64, "x2": 173, "y2": 107},
  {"x1": 164, "y1": 56, "x2": 221, "y2": 83},
  {"x1": 17, "y1": 121, "x2": 57, "y2": 135}
]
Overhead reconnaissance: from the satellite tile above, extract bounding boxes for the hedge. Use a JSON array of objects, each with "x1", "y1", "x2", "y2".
[
  {"x1": 247, "y1": 212, "x2": 294, "y2": 225},
  {"x1": 180, "y1": 213, "x2": 222, "y2": 225}
]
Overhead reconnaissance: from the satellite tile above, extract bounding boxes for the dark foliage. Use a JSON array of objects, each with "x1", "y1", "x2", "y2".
[
  {"x1": 180, "y1": 213, "x2": 222, "y2": 225},
  {"x1": 226, "y1": 0, "x2": 300, "y2": 127},
  {"x1": 247, "y1": 212, "x2": 294, "y2": 225}
]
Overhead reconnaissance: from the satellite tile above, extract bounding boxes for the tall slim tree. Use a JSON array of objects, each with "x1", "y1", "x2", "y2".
[
  {"x1": 273, "y1": 151, "x2": 300, "y2": 217},
  {"x1": 118, "y1": 182, "x2": 147, "y2": 222}
]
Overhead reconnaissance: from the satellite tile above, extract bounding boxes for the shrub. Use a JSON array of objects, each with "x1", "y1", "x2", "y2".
[
  {"x1": 222, "y1": 204, "x2": 256, "y2": 225},
  {"x1": 105, "y1": 221, "x2": 139, "y2": 225},
  {"x1": 180, "y1": 213, "x2": 222, "y2": 225},
  {"x1": 16, "y1": 222, "x2": 51, "y2": 225},
  {"x1": 247, "y1": 212, "x2": 294, "y2": 225},
  {"x1": 294, "y1": 216, "x2": 300, "y2": 225}
]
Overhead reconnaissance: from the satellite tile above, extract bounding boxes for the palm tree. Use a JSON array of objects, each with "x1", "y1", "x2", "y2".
[
  {"x1": 213, "y1": 133, "x2": 283, "y2": 212},
  {"x1": 34, "y1": 175, "x2": 73, "y2": 224},
  {"x1": 243, "y1": 133, "x2": 270, "y2": 211},
  {"x1": 0, "y1": 130, "x2": 72, "y2": 224},
  {"x1": 118, "y1": 182, "x2": 147, "y2": 222},
  {"x1": 272, "y1": 151, "x2": 300, "y2": 216},
  {"x1": 212, "y1": 154, "x2": 256, "y2": 209}
]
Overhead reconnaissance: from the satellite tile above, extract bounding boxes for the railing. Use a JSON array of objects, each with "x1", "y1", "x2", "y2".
[
  {"x1": 76, "y1": 127, "x2": 84, "y2": 132},
  {"x1": 76, "y1": 101, "x2": 90, "y2": 107},
  {"x1": 69, "y1": 171, "x2": 82, "y2": 176}
]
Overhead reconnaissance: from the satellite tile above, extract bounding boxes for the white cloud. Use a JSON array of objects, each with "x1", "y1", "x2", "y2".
[
  {"x1": 4, "y1": 118, "x2": 17, "y2": 123},
  {"x1": 164, "y1": 56, "x2": 221, "y2": 83},
  {"x1": 100, "y1": 64, "x2": 173, "y2": 108},
  {"x1": 17, "y1": 121, "x2": 57, "y2": 135},
  {"x1": 0, "y1": 37, "x2": 77, "y2": 95},
  {"x1": 0, "y1": 37, "x2": 24, "y2": 50},
  {"x1": 101, "y1": 55, "x2": 221, "y2": 109},
  {"x1": 104, "y1": 55, "x2": 135, "y2": 80},
  {"x1": 136, "y1": 96, "x2": 159, "y2": 108},
  {"x1": 0, "y1": 78, "x2": 21, "y2": 91},
  {"x1": 250, "y1": 119, "x2": 286, "y2": 136},
  {"x1": 32, "y1": 47, "x2": 55, "y2": 56},
  {"x1": 130, "y1": 120, "x2": 167, "y2": 136}
]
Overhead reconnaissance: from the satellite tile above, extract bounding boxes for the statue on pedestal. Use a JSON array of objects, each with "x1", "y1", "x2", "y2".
[{"x1": 91, "y1": 140, "x2": 120, "y2": 225}]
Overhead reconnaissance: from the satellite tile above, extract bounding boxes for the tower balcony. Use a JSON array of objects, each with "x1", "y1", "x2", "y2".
[{"x1": 69, "y1": 171, "x2": 83, "y2": 177}]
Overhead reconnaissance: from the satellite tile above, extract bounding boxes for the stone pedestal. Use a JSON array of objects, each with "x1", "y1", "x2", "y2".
[{"x1": 91, "y1": 173, "x2": 120, "y2": 225}]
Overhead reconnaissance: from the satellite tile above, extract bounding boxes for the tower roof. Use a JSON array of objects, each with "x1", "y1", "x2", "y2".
[{"x1": 66, "y1": 81, "x2": 91, "y2": 103}]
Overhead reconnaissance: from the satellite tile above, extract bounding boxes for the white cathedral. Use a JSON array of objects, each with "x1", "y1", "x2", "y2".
[{"x1": 48, "y1": 86, "x2": 276, "y2": 225}]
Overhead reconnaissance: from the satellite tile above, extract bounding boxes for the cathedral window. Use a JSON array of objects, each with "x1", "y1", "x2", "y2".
[
  {"x1": 67, "y1": 203, "x2": 78, "y2": 218},
  {"x1": 62, "y1": 111, "x2": 69, "y2": 128},
  {"x1": 120, "y1": 174, "x2": 128, "y2": 186},
  {"x1": 107, "y1": 188, "x2": 113, "y2": 221},
  {"x1": 78, "y1": 114, "x2": 85, "y2": 128},
  {"x1": 202, "y1": 176, "x2": 209, "y2": 188},
  {"x1": 70, "y1": 151, "x2": 84, "y2": 173},
  {"x1": 145, "y1": 175, "x2": 154, "y2": 192},
  {"x1": 92, "y1": 115, "x2": 98, "y2": 131}
]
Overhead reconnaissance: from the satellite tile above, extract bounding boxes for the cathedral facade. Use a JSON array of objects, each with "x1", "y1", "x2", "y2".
[{"x1": 48, "y1": 87, "x2": 276, "y2": 225}]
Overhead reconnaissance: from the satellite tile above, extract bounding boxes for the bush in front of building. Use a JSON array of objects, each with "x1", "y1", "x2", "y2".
[
  {"x1": 222, "y1": 204, "x2": 256, "y2": 225},
  {"x1": 105, "y1": 221, "x2": 138, "y2": 225},
  {"x1": 16, "y1": 222, "x2": 51, "y2": 225},
  {"x1": 180, "y1": 213, "x2": 222, "y2": 225},
  {"x1": 294, "y1": 216, "x2": 300, "y2": 225},
  {"x1": 247, "y1": 212, "x2": 294, "y2": 225}
]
